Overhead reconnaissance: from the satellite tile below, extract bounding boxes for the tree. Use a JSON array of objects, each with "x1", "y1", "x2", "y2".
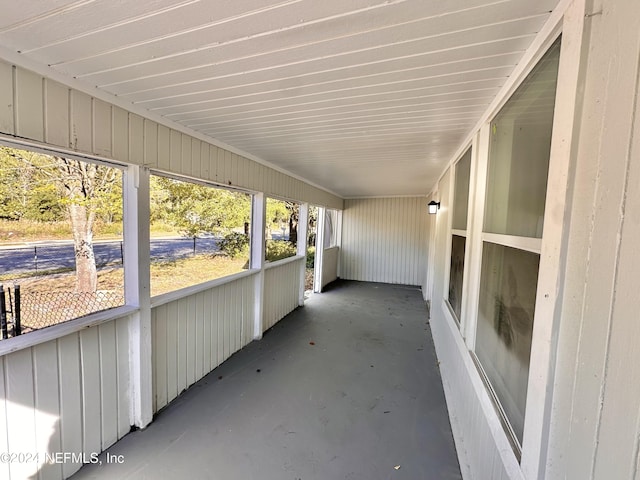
[
  {"x1": 285, "y1": 201, "x2": 299, "y2": 246},
  {"x1": 150, "y1": 176, "x2": 251, "y2": 238},
  {"x1": 0, "y1": 146, "x2": 121, "y2": 292},
  {"x1": 53, "y1": 158, "x2": 120, "y2": 292}
]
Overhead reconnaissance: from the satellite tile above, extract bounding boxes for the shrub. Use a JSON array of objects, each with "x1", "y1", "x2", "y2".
[
  {"x1": 219, "y1": 232, "x2": 249, "y2": 259},
  {"x1": 306, "y1": 246, "x2": 315, "y2": 268},
  {"x1": 265, "y1": 240, "x2": 296, "y2": 262}
]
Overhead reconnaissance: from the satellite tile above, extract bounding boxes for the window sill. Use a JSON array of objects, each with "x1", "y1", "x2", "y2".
[{"x1": 0, "y1": 304, "x2": 139, "y2": 357}]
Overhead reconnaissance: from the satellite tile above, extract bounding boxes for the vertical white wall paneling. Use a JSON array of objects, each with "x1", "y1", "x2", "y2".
[
  {"x1": 169, "y1": 129, "x2": 181, "y2": 172},
  {"x1": 57, "y1": 334, "x2": 83, "y2": 478},
  {"x1": 15, "y1": 67, "x2": 44, "y2": 141},
  {"x1": 186, "y1": 292, "x2": 196, "y2": 387},
  {"x1": 231, "y1": 153, "x2": 240, "y2": 186},
  {"x1": 99, "y1": 321, "x2": 119, "y2": 450},
  {"x1": 340, "y1": 198, "x2": 427, "y2": 285},
  {"x1": 200, "y1": 141, "x2": 210, "y2": 180},
  {"x1": 111, "y1": 106, "x2": 129, "y2": 164},
  {"x1": 191, "y1": 138, "x2": 201, "y2": 179},
  {"x1": 143, "y1": 120, "x2": 158, "y2": 168},
  {"x1": 165, "y1": 301, "x2": 179, "y2": 405},
  {"x1": 181, "y1": 133, "x2": 192, "y2": 175},
  {"x1": 5, "y1": 348, "x2": 37, "y2": 480},
  {"x1": 0, "y1": 61, "x2": 14, "y2": 134},
  {"x1": 153, "y1": 305, "x2": 168, "y2": 413},
  {"x1": 263, "y1": 259, "x2": 303, "y2": 331},
  {"x1": 157, "y1": 124, "x2": 171, "y2": 171},
  {"x1": 216, "y1": 147, "x2": 225, "y2": 184},
  {"x1": 44, "y1": 79, "x2": 69, "y2": 148},
  {"x1": 128, "y1": 114, "x2": 144, "y2": 165},
  {"x1": 93, "y1": 99, "x2": 112, "y2": 157},
  {"x1": 177, "y1": 297, "x2": 188, "y2": 394},
  {"x1": 195, "y1": 291, "x2": 205, "y2": 382},
  {"x1": 0, "y1": 358, "x2": 9, "y2": 480},
  {"x1": 207, "y1": 145, "x2": 218, "y2": 182},
  {"x1": 322, "y1": 247, "x2": 339, "y2": 289},
  {"x1": 70, "y1": 90, "x2": 92, "y2": 153},
  {"x1": 33, "y1": 340, "x2": 64, "y2": 480},
  {"x1": 115, "y1": 316, "x2": 131, "y2": 438},
  {"x1": 80, "y1": 328, "x2": 102, "y2": 456}
]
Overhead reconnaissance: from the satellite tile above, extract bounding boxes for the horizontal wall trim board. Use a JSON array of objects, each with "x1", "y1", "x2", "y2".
[
  {"x1": 0, "y1": 305, "x2": 138, "y2": 357},
  {"x1": 150, "y1": 268, "x2": 259, "y2": 308},
  {"x1": 481, "y1": 232, "x2": 542, "y2": 254},
  {"x1": 264, "y1": 254, "x2": 306, "y2": 270}
]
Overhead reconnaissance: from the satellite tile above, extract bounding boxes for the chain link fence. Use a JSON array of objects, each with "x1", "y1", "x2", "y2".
[{"x1": 1, "y1": 285, "x2": 124, "y2": 339}]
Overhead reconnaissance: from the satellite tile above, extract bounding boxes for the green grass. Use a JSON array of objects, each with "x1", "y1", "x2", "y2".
[
  {"x1": 0, "y1": 219, "x2": 184, "y2": 244},
  {"x1": 5, "y1": 254, "x2": 249, "y2": 299}
]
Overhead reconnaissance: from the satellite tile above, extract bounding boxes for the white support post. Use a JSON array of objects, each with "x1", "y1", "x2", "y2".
[
  {"x1": 297, "y1": 203, "x2": 309, "y2": 305},
  {"x1": 314, "y1": 207, "x2": 326, "y2": 293},
  {"x1": 251, "y1": 193, "x2": 266, "y2": 340},
  {"x1": 123, "y1": 165, "x2": 152, "y2": 429}
]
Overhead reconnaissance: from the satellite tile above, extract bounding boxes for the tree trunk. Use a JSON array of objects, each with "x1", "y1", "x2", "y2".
[
  {"x1": 289, "y1": 215, "x2": 298, "y2": 246},
  {"x1": 69, "y1": 203, "x2": 97, "y2": 293}
]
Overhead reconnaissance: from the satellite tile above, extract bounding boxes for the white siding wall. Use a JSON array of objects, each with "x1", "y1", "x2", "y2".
[
  {"x1": 429, "y1": 169, "x2": 520, "y2": 480},
  {"x1": 426, "y1": 2, "x2": 640, "y2": 480},
  {"x1": 321, "y1": 246, "x2": 339, "y2": 289},
  {"x1": 152, "y1": 274, "x2": 255, "y2": 413},
  {"x1": 0, "y1": 316, "x2": 130, "y2": 480},
  {"x1": 0, "y1": 61, "x2": 343, "y2": 211},
  {"x1": 545, "y1": 1, "x2": 640, "y2": 478},
  {"x1": 340, "y1": 197, "x2": 428, "y2": 285},
  {"x1": 263, "y1": 258, "x2": 303, "y2": 332}
]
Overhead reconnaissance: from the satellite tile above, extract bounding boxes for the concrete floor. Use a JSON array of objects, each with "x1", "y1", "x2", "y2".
[{"x1": 72, "y1": 280, "x2": 461, "y2": 480}]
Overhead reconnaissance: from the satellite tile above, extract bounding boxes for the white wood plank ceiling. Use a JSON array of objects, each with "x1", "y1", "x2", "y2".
[{"x1": 0, "y1": 0, "x2": 560, "y2": 197}]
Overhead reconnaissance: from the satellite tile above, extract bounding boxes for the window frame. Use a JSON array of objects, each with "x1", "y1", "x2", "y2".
[
  {"x1": 148, "y1": 169, "x2": 255, "y2": 298},
  {"x1": 444, "y1": 147, "x2": 473, "y2": 328},
  {"x1": 0, "y1": 136, "x2": 135, "y2": 355},
  {"x1": 443, "y1": 24, "x2": 574, "y2": 478}
]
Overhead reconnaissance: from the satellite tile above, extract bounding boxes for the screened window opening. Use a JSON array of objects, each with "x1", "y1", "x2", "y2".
[
  {"x1": 265, "y1": 198, "x2": 300, "y2": 263},
  {"x1": 473, "y1": 38, "x2": 561, "y2": 448},
  {"x1": 448, "y1": 148, "x2": 471, "y2": 322},
  {"x1": 149, "y1": 175, "x2": 251, "y2": 296},
  {"x1": 0, "y1": 145, "x2": 124, "y2": 338}
]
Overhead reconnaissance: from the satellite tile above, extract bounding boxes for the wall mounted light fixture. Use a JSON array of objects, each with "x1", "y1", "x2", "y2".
[{"x1": 428, "y1": 200, "x2": 440, "y2": 214}]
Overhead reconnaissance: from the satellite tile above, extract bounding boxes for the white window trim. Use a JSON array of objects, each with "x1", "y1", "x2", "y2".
[
  {"x1": 452, "y1": 2, "x2": 584, "y2": 475},
  {"x1": 481, "y1": 233, "x2": 543, "y2": 255}
]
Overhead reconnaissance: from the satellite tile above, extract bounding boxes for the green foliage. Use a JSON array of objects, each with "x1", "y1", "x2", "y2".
[
  {"x1": 150, "y1": 176, "x2": 251, "y2": 237},
  {"x1": 265, "y1": 240, "x2": 296, "y2": 262},
  {"x1": 265, "y1": 198, "x2": 289, "y2": 230},
  {"x1": 0, "y1": 146, "x2": 122, "y2": 225},
  {"x1": 218, "y1": 232, "x2": 250, "y2": 259},
  {"x1": 306, "y1": 246, "x2": 315, "y2": 269}
]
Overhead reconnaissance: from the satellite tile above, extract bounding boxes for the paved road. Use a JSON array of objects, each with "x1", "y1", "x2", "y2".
[{"x1": 0, "y1": 237, "x2": 221, "y2": 276}]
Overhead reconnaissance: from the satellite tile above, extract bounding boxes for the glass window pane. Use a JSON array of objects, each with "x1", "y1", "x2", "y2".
[
  {"x1": 448, "y1": 235, "x2": 466, "y2": 320},
  {"x1": 475, "y1": 242, "x2": 540, "y2": 444},
  {"x1": 452, "y1": 149, "x2": 472, "y2": 231},
  {"x1": 483, "y1": 39, "x2": 561, "y2": 238}
]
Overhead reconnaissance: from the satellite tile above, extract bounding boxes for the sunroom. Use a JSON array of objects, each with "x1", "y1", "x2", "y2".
[{"x1": 1, "y1": 0, "x2": 639, "y2": 479}]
